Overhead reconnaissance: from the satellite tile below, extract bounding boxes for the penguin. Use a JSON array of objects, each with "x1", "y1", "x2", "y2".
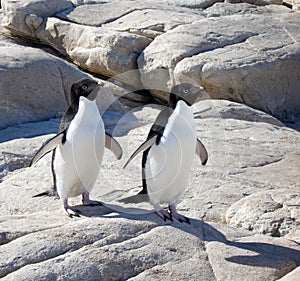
[
  {"x1": 30, "y1": 78, "x2": 123, "y2": 217},
  {"x1": 123, "y1": 83, "x2": 208, "y2": 223}
]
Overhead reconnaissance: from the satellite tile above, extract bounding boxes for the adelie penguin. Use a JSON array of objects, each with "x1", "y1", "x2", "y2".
[
  {"x1": 30, "y1": 78, "x2": 123, "y2": 217},
  {"x1": 123, "y1": 83, "x2": 208, "y2": 223}
]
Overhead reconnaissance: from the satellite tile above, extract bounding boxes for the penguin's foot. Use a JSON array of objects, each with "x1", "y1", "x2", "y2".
[
  {"x1": 154, "y1": 204, "x2": 173, "y2": 222},
  {"x1": 169, "y1": 204, "x2": 190, "y2": 224},
  {"x1": 65, "y1": 207, "x2": 81, "y2": 218},
  {"x1": 156, "y1": 209, "x2": 173, "y2": 222},
  {"x1": 63, "y1": 200, "x2": 81, "y2": 218},
  {"x1": 82, "y1": 192, "x2": 103, "y2": 206}
]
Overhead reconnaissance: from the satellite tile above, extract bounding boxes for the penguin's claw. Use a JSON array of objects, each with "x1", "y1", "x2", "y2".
[
  {"x1": 171, "y1": 212, "x2": 190, "y2": 223},
  {"x1": 65, "y1": 208, "x2": 81, "y2": 218},
  {"x1": 156, "y1": 209, "x2": 173, "y2": 222},
  {"x1": 176, "y1": 215, "x2": 190, "y2": 224},
  {"x1": 169, "y1": 205, "x2": 190, "y2": 224}
]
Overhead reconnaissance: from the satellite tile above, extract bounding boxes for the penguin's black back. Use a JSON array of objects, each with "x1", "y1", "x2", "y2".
[{"x1": 140, "y1": 107, "x2": 173, "y2": 194}]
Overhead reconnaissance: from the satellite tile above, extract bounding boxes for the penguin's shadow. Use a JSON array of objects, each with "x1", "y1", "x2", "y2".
[{"x1": 73, "y1": 202, "x2": 300, "y2": 269}]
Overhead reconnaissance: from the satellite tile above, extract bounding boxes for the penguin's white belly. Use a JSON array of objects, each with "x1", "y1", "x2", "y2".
[
  {"x1": 54, "y1": 98, "x2": 105, "y2": 199},
  {"x1": 146, "y1": 101, "x2": 196, "y2": 205}
]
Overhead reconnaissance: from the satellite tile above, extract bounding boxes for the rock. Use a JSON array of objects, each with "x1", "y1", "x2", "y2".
[
  {"x1": 2, "y1": 0, "x2": 152, "y2": 88},
  {"x1": 36, "y1": 17, "x2": 151, "y2": 87},
  {"x1": 0, "y1": 119, "x2": 60, "y2": 181},
  {"x1": 290, "y1": 0, "x2": 300, "y2": 11},
  {"x1": 0, "y1": 40, "x2": 80, "y2": 129},
  {"x1": 195, "y1": 99, "x2": 285, "y2": 127},
  {"x1": 56, "y1": 0, "x2": 205, "y2": 39},
  {"x1": 1, "y1": 0, "x2": 73, "y2": 37},
  {"x1": 2, "y1": 1, "x2": 300, "y2": 119},
  {"x1": 102, "y1": 6, "x2": 204, "y2": 39},
  {"x1": 206, "y1": 234, "x2": 299, "y2": 281},
  {"x1": 226, "y1": 189, "x2": 300, "y2": 237},
  {"x1": 204, "y1": 2, "x2": 291, "y2": 16},
  {"x1": 116, "y1": 100, "x2": 300, "y2": 236},
  {"x1": 225, "y1": 0, "x2": 283, "y2": 5},
  {"x1": 285, "y1": 229, "x2": 300, "y2": 243},
  {"x1": 0, "y1": 35, "x2": 132, "y2": 131},
  {"x1": 0, "y1": 11, "x2": 135, "y2": 131},
  {"x1": 138, "y1": 3, "x2": 300, "y2": 119},
  {"x1": 278, "y1": 267, "x2": 300, "y2": 281},
  {"x1": 0, "y1": 99, "x2": 299, "y2": 279},
  {"x1": 1, "y1": 2, "x2": 300, "y2": 279}
]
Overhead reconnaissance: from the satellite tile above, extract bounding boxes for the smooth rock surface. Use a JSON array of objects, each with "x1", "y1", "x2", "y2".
[
  {"x1": 278, "y1": 266, "x2": 300, "y2": 280},
  {"x1": 0, "y1": 16, "x2": 136, "y2": 132},
  {"x1": 1, "y1": 1, "x2": 300, "y2": 280},
  {"x1": 0, "y1": 99, "x2": 299, "y2": 280},
  {"x1": 2, "y1": 1, "x2": 300, "y2": 119},
  {"x1": 0, "y1": 36, "x2": 82, "y2": 129},
  {"x1": 140, "y1": 4, "x2": 300, "y2": 118},
  {"x1": 226, "y1": 189, "x2": 300, "y2": 236},
  {"x1": 35, "y1": 17, "x2": 151, "y2": 87}
]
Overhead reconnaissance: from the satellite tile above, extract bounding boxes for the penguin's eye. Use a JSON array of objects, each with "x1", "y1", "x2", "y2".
[
  {"x1": 183, "y1": 88, "x2": 189, "y2": 94},
  {"x1": 82, "y1": 85, "x2": 88, "y2": 91}
]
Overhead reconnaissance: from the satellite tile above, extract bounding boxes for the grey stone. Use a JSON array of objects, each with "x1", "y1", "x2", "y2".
[
  {"x1": 278, "y1": 267, "x2": 300, "y2": 281},
  {"x1": 102, "y1": 6, "x2": 204, "y2": 39},
  {"x1": 2, "y1": 1, "x2": 300, "y2": 120},
  {"x1": 226, "y1": 189, "x2": 300, "y2": 236},
  {"x1": 1, "y1": 2, "x2": 300, "y2": 279},
  {"x1": 225, "y1": 0, "x2": 283, "y2": 5},
  {"x1": 2, "y1": 0, "x2": 152, "y2": 88},
  {"x1": 0, "y1": 99, "x2": 300, "y2": 280},
  {"x1": 204, "y1": 2, "x2": 290, "y2": 17},
  {"x1": 0, "y1": 40, "x2": 82, "y2": 129},
  {"x1": 206, "y1": 235, "x2": 299, "y2": 281},
  {"x1": 138, "y1": 4, "x2": 300, "y2": 119}
]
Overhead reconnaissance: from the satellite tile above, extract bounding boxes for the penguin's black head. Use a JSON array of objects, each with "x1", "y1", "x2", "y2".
[
  {"x1": 169, "y1": 83, "x2": 205, "y2": 108},
  {"x1": 70, "y1": 78, "x2": 103, "y2": 106}
]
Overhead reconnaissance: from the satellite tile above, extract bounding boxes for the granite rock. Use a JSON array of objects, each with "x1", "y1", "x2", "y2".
[
  {"x1": 2, "y1": 1, "x2": 299, "y2": 119},
  {"x1": 0, "y1": 99, "x2": 300, "y2": 279}
]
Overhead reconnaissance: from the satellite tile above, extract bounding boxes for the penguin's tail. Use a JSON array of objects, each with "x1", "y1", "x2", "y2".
[
  {"x1": 32, "y1": 189, "x2": 58, "y2": 198},
  {"x1": 118, "y1": 191, "x2": 149, "y2": 204}
]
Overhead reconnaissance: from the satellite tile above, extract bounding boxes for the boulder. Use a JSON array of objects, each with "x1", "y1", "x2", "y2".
[
  {"x1": 0, "y1": 12, "x2": 137, "y2": 132},
  {"x1": 56, "y1": 0, "x2": 206, "y2": 38},
  {"x1": 0, "y1": 35, "x2": 133, "y2": 131},
  {"x1": 0, "y1": 40, "x2": 80, "y2": 129},
  {"x1": 1, "y1": 0, "x2": 152, "y2": 87},
  {"x1": 2, "y1": 1, "x2": 300, "y2": 120},
  {"x1": 138, "y1": 3, "x2": 300, "y2": 119},
  {"x1": 226, "y1": 189, "x2": 300, "y2": 236}
]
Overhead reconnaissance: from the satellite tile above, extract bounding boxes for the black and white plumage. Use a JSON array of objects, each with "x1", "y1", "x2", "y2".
[
  {"x1": 30, "y1": 78, "x2": 122, "y2": 217},
  {"x1": 123, "y1": 83, "x2": 208, "y2": 223}
]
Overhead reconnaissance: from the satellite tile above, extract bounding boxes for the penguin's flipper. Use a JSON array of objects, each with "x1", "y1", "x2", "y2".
[
  {"x1": 30, "y1": 132, "x2": 64, "y2": 166},
  {"x1": 123, "y1": 135, "x2": 158, "y2": 169},
  {"x1": 195, "y1": 138, "x2": 208, "y2": 165},
  {"x1": 105, "y1": 133, "x2": 123, "y2": 160}
]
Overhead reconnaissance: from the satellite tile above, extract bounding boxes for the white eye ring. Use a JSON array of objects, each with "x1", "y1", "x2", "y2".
[
  {"x1": 82, "y1": 85, "x2": 88, "y2": 90},
  {"x1": 183, "y1": 89, "x2": 189, "y2": 94}
]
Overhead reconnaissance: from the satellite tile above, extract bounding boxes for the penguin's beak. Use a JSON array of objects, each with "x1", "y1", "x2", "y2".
[{"x1": 87, "y1": 81, "x2": 104, "y2": 101}]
